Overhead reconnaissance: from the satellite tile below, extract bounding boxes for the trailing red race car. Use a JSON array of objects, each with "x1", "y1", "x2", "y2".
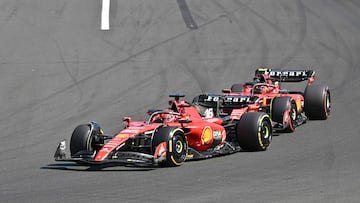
[
  {"x1": 54, "y1": 94, "x2": 272, "y2": 167},
  {"x1": 223, "y1": 68, "x2": 331, "y2": 132}
]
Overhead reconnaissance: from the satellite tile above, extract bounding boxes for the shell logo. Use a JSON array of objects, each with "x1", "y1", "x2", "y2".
[
  {"x1": 116, "y1": 133, "x2": 129, "y2": 138},
  {"x1": 202, "y1": 127, "x2": 212, "y2": 144}
]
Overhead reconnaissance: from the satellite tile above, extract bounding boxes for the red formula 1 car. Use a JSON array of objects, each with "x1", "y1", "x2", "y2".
[
  {"x1": 224, "y1": 68, "x2": 331, "y2": 132},
  {"x1": 54, "y1": 95, "x2": 272, "y2": 167}
]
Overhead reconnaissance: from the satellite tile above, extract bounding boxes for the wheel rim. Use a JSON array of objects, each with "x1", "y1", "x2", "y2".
[
  {"x1": 261, "y1": 125, "x2": 270, "y2": 139},
  {"x1": 325, "y1": 92, "x2": 331, "y2": 114},
  {"x1": 87, "y1": 130, "x2": 100, "y2": 151},
  {"x1": 259, "y1": 121, "x2": 271, "y2": 145},
  {"x1": 290, "y1": 106, "x2": 297, "y2": 121},
  {"x1": 289, "y1": 103, "x2": 297, "y2": 129},
  {"x1": 170, "y1": 135, "x2": 187, "y2": 165},
  {"x1": 175, "y1": 140, "x2": 183, "y2": 153}
]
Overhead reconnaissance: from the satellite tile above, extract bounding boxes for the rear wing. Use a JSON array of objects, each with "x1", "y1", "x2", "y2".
[
  {"x1": 255, "y1": 68, "x2": 315, "y2": 83},
  {"x1": 193, "y1": 94, "x2": 258, "y2": 109}
]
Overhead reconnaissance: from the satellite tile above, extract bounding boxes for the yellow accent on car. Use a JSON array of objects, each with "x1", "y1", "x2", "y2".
[
  {"x1": 257, "y1": 114, "x2": 270, "y2": 149},
  {"x1": 116, "y1": 133, "x2": 129, "y2": 138},
  {"x1": 296, "y1": 100, "x2": 301, "y2": 112},
  {"x1": 169, "y1": 140, "x2": 172, "y2": 152}
]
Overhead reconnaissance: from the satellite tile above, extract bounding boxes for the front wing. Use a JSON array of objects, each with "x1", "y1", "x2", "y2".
[{"x1": 54, "y1": 141, "x2": 159, "y2": 167}]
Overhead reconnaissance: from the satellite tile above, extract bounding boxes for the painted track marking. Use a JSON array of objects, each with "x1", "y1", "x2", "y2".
[{"x1": 101, "y1": 0, "x2": 110, "y2": 30}]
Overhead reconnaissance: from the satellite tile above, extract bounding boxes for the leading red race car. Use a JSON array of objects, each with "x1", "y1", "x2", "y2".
[
  {"x1": 224, "y1": 68, "x2": 331, "y2": 132},
  {"x1": 54, "y1": 94, "x2": 272, "y2": 167}
]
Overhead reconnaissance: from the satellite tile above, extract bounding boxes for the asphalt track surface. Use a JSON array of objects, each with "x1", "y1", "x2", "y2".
[{"x1": 0, "y1": 0, "x2": 359, "y2": 202}]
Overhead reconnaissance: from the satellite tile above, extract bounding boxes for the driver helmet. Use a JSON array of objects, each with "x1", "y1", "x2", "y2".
[{"x1": 254, "y1": 85, "x2": 269, "y2": 94}]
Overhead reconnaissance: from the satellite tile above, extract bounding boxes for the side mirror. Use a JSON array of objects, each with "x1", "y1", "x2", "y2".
[{"x1": 123, "y1": 117, "x2": 131, "y2": 128}]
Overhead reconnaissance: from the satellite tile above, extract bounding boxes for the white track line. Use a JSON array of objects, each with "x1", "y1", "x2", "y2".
[{"x1": 101, "y1": 0, "x2": 110, "y2": 30}]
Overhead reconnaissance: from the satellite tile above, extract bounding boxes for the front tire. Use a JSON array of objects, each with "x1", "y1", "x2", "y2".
[
  {"x1": 70, "y1": 124, "x2": 93, "y2": 156},
  {"x1": 167, "y1": 131, "x2": 187, "y2": 167},
  {"x1": 152, "y1": 127, "x2": 187, "y2": 167},
  {"x1": 237, "y1": 112, "x2": 272, "y2": 151}
]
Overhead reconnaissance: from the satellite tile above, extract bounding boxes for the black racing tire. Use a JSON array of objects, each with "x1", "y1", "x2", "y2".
[
  {"x1": 304, "y1": 85, "x2": 331, "y2": 120},
  {"x1": 237, "y1": 112, "x2": 272, "y2": 151},
  {"x1": 152, "y1": 127, "x2": 187, "y2": 167},
  {"x1": 70, "y1": 124, "x2": 93, "y2": 156},
  {"x1": 167, "y1": 131, "x2": 187, "y2": 167},
  {"x1": 231, "y1": 83, "x2": 243, "y2": 92},
  {"x1": 271, "y1": 96, "x2": 297, "y2": 133}
]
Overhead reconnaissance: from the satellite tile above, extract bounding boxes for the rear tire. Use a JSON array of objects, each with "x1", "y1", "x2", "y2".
[
  {"x1": 70, "y1": 124, "x2": 93, "y2": 156},
  {"x1": 304, "y1": 85, "x2": 331, "y2": 120},
  {"x1": 271, "y1": 97, "x2": 297, "y2": 132},
  {"x1": 237, "y1": 112, "x2": 272, "y2": 151}
]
